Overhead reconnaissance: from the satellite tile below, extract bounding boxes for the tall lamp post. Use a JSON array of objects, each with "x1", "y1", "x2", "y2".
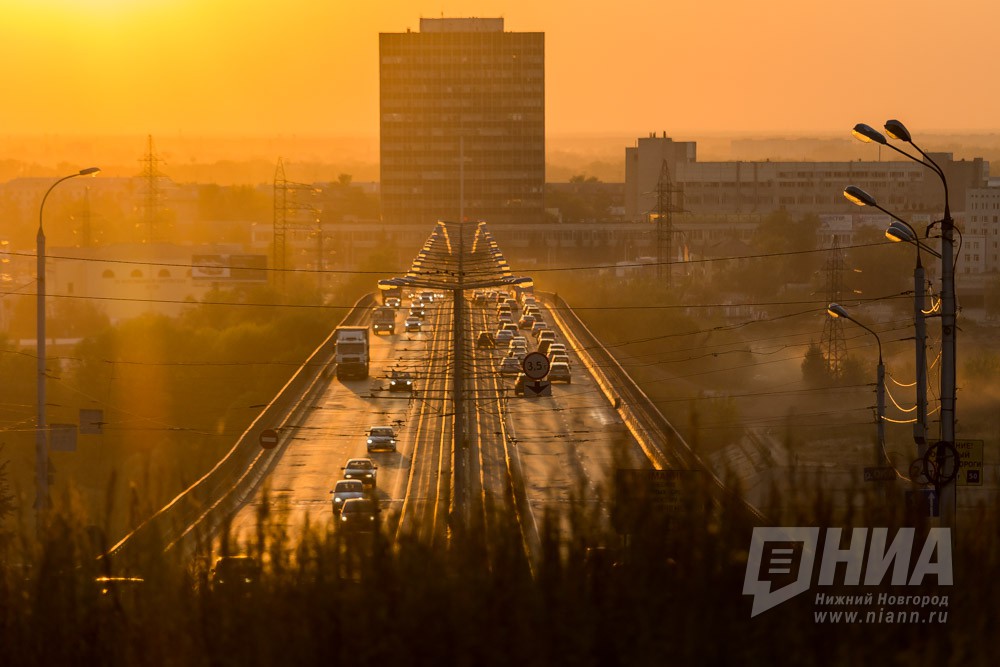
[
  {"x1": 843, "y1": 185, "x2": 941, "y2": 452},
  {"x1": 36, "y1": 167, "x2": 100, "y2": 526},
  {"x1": 853, "y1": 120, "x2": 957, "y2": 527},
  {"x1": 827, "y1": 303, "x2": 887, "y2": 465}
]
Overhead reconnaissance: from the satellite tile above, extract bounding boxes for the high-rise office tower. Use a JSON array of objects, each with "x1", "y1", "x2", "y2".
[{"x1": 380, "y1": 18, "x2": 545, "y2": 225}]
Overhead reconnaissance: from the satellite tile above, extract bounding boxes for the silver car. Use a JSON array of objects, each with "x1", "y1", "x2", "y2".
[
  {"x1": 548, "y1": 361, "x2": 571, "y2": 384},
  {"x1": 498, "y1": 356, "x2": 522, "y2": 377}
]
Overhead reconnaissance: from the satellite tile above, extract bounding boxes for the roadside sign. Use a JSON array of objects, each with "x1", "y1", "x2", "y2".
[
  {"x1": 955, "y1": 439, "x2": 984, "y2": 486},
  {"x1": 863, "y1": 466, "x2": 897, "y2": 482},
  {"x1": 525, "y1": 380, "x2": 551, "y2": 397},
  {"x1": 522, "y1": 351, "x2": 550, "y2": 380},
  {"x1": 260, "y1": 429, "x2": 280, "y2": 450}
]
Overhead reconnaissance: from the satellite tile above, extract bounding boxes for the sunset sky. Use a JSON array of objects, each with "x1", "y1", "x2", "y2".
[{"x1": 2, "y1": 0, "x2": 997, "y2": 138}]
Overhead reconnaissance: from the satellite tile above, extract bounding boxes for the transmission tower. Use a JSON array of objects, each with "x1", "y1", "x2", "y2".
[
  {"x1": 820, "y1": 239, "x2": 848, "y2": 373},
  {"x1": 272, "y1": 158, "x2": 322, "y2": 288},
  {"x1": 653, "y1": 159, "x2": 684, "y2": 285},
  {"x1": 138, "y1": 135, "x2": 166, "y2": 243}
]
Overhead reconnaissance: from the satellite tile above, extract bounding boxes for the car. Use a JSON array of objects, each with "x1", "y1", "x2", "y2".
[
  {"x1": 420, "y1": 292, "x2": 435, "y2": 304},
  {"x1": 495, "y1": 329, "x2": 515, "y2": 345},
  {"x1": 509, "y1": 336, "x2": 528, "y2": 350},
  {"x1": 507, "y1": 349, "x2": 527, "y2": 363},
  {"x1": 502, "y1": 323, "x2": 519, "y2": 334},
  {"x1": 513, "y1": 372, "x2": 528, "y2": 397},
  {"x1": 385, "y1": 297, "x2": 402, "y2": 308},
  {"x1": 518, "y1": 315, "x2": 536, "y2": 330},
  {"x1": 211, "y1": 556, "x2": 260, "y2": 594},
  {"x1": 389, "y1": 370, "x2": 414, "y2": 392},
  {"x1": 330, "y1": 479, "x2": 365, "y2": 514},
  {"x1": 339, "y1": 498, "x2": 380, "y2": 532},
  {"x1": 550, "y1": 353, "x2": 571, "y2": 368},
  {"x1": 547, "y1": 343, "x2": 567, "y2": 358},
  {"x1": 476, "y1": 332, "x2": 496, "y2": 349},
  {"x1": 531, "y1": 321, "x2": 549, "y2": 337},
  {"x1": 366, "y1": 426, "x2": 397, "y2": 452},
  {"x1": 548, "y1": 361, "x2": 571, "y2": 384},
  {"x1": 409, "y1": 305, "x2": 426, "y2": 319},
  {"x1": 498, "y1": 312, "x2": 514, "y2": 325},
  {"x1": 404, "y1": 317, "x2": 422, "y2": 332},
  {"x1": 497, "y1": 356, "x2": 521, "y2": 376},
  {"x1": 537, "y1": 330, "x2": 556, "y2": 345},
  {"x1": 342, "y1": 458, "x2": 378, "y2": 488}
]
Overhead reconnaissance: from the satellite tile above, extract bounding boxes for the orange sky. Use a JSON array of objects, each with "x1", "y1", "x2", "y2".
[{"x1": 1, "y1": 0, "x2": 997, "y2": 138}]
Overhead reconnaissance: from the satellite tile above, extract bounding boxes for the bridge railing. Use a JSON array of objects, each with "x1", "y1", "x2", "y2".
[
  {"x1": 542, "y1": 292, "x2": 764, "y2": 522},
  {"x1": 103, "y1": 294, "x2": 375, "y2": 565}
]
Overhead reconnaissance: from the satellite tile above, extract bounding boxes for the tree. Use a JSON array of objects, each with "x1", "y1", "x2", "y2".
[{"x1": 802, "y1": 342, "x2": 831, "y2": 388}]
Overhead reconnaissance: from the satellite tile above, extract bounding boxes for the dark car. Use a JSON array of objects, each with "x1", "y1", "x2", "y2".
[
  {"x1": 389, "y1": 370, "x2": 414, "y2": 392},
  {"x1": 339, "y1": 498, "x2": 380, "y2": 532},
  {"x1": 409, "y1": 305, "x2": 426, "y2": 319},
  {"x1": 476, "y1": 331, "x2": 496, "y2": 349},
  {"x1": 366, "y1": 426, "x2": 397, "y2": 453},
  {"x1": 331, "y1": 479, "x2": 365, "y2": 514},
  {"x1": 211, "y1": 556, "x2": 261, "y2": 594},
  {"x1": 342, "y1": 458, "x2": 378, "y2": 489}
]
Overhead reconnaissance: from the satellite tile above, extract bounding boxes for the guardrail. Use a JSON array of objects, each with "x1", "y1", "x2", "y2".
[
  {"x1": 541, "y1": 292, "x2": 765, "y2": 522},
  {"x1": 103, "y1": 293, "x2": 376, "y2": 565}
]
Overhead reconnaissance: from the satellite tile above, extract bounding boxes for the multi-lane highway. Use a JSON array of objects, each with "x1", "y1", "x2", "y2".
[{"x1": 223, "y1": 285, "x2": 649, "y2": 560}]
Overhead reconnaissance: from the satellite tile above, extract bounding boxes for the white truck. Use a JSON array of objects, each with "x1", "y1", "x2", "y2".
[{"x1": 334, "y1": 327, "x2": 370, "y2": 380}]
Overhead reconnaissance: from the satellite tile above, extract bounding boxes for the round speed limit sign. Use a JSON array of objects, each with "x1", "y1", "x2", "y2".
[{"x1": 522, "y1": 352, "x2": 550, "y2": 380}]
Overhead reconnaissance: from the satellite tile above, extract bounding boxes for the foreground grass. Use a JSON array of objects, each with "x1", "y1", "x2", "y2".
[{"x1": 1, "y1": 477, "x2": 998, "y2": 667}]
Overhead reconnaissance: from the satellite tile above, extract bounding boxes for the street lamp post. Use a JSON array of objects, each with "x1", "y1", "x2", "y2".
[
  {"x1": 843, "y1": 186, "x2": 940, "y2": 452},
  {"x1": 885, "y1": 219, "x2": 934, "y2": 452},
  {"x1": 36, "y1": 167, "x2": 100, "y2": 527},
  {"x1": 853, "y1": 120, "x2": 957, "y2": 527},
  {"x1": 827, "y1": 303, "x2": 886, "y2": 465}
]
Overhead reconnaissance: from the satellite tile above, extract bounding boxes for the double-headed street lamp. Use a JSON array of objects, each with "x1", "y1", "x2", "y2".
[
  {"x1": 843, "y1": 185, "x2": 941, "y2": 451},
  {"x1": 36, "y1": 167, "x2": 100, "y2": 525},
  {"x1": 827, "y1": 303, "x2": 887, "y2": 465},
  {"x1": 852, "y1": 119, "x2": 957, "y2": 526}
]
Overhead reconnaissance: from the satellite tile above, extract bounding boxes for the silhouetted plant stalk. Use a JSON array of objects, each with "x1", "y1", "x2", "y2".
[{"x1": 1, "y1": 474, "x2": 997, "y2": 666}]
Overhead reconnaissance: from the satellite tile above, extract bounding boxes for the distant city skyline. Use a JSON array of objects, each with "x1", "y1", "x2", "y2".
[{"x1": 2, "y1": 1, "x2": 998, "y2": 139}]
